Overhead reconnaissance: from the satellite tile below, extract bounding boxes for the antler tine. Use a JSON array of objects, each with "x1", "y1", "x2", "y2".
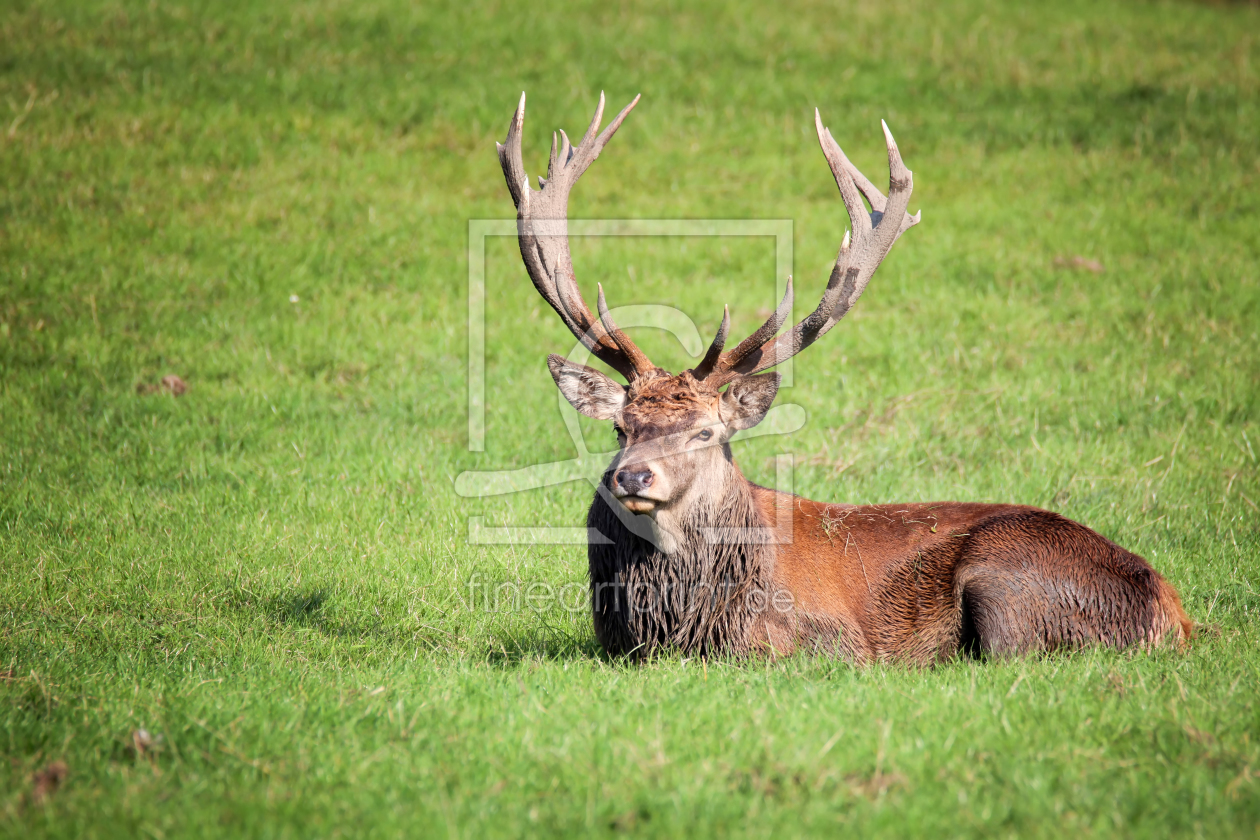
[
  {"x1": 497, "y1": 92, "x2": 530, "y2": 209},
  {"x1": 570, "y1": 93, "x2": 641, "y2": 183},
  {"x1": 816, "y1": 110, "x2": 872, "y2": 238},
  {"x1": 876, "y1": 120, "x2": 920, "y2": 242},
  {"x1": 597, "y1": 283, "x2": 654, "y2": 374},
  {"x1": 692, "y1": 305, "x2": 730, "y2": 379},
  {"x1": 578, "y1": 92, "x2": 607, "y2": 156},
  {"x1": 498, "y1": 92, "x2": 656, "y2": 382},
  {"x1": 714, "y1": 276, "x2": 794, "y2": 372},
  {"x1": 693, "y1": 113, "x2": 920, "y2": 382}
]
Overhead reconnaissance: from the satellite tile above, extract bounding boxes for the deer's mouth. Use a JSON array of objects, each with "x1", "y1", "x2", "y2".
[{"x1": 618, "y1": 495, "x2": 658, "y2": 513}]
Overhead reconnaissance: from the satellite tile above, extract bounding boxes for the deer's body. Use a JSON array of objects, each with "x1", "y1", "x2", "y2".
[
  {"x1": 495, "y1": 92, "x2": 1191, "y2": 662},
  {"x1": 590, "y1": 481, "x2": 1191, "y2": 662}
]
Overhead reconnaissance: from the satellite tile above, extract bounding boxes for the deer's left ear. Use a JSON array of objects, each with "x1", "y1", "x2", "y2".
[
  {"x1": 719, "y1": 372, "x2": 780, "y2": 432},
  {"x1": 547, "y1": 354, "x2": 628, "y2": 419}
]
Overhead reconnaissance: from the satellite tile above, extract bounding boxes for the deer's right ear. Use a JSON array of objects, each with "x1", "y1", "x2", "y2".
[
  {"x1": 719, "y1": 372, "x2": 781, "y2": 432},
  {"x1": 547, "y1": 355, "x2": 628, "y2": 420}
]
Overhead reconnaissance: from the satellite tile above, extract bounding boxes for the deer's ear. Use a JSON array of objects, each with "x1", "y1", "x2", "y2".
[
  {"x1": 547, "y1": 355, "x2": 627, "y2": 420},
  {"x1": 719, "y1": 372, "x2": 780, "y2": 432}
]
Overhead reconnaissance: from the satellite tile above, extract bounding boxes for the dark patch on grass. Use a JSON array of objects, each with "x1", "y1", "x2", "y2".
[{"x1": 482, "y1": 628, "x2": 606, "y2": 666}]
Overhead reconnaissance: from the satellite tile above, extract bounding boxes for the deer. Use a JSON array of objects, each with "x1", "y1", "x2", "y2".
[{"x1": 495, "y1": 92, "x2": 1192, "y2": 663}]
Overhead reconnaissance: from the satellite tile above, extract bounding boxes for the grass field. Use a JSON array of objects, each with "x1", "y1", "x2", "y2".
[{"x1": 2, "y1": 0, "x2": 1259, "y2": 836}]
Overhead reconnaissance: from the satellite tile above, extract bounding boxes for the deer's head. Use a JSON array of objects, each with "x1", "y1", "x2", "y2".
[{"x1": 498, "y1": 93, "x2": 919, "y2": 519}]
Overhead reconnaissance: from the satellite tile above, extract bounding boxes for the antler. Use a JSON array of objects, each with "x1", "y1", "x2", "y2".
[
  {"x1": 498, "y1": 92, "x2": 657, "y2": 382},
  {"x1": 692, "y1": 111, "x2": 921, "y2": 385}
]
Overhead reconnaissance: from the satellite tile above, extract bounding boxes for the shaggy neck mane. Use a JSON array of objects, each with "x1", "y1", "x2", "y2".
[{"x1": 586, "y1": 469, "x2": 772, "y2": 657}]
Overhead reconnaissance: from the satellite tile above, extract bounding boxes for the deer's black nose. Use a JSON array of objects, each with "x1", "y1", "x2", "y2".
[{"x1": 616, "y1": 468, "x2": 654, "y2": 495}]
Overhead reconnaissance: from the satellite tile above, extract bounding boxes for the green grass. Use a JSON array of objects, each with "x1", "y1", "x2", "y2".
[{"x1": 2, "y1": 0, "x2": 1259, "y2": 836}]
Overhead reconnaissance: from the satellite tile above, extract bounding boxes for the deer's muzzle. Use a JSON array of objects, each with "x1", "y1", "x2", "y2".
[{"x1": 615, "y1": 467, "x2": 654, "y2": 497}]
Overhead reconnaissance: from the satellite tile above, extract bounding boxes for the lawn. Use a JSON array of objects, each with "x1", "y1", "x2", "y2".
[{"x1": 2, "y1": 0, "x2": 1259, "y2": 836}]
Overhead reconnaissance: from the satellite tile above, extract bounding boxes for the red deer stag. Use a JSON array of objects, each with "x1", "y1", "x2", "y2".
[{"x1": 496, "y1": 92, "x2": 1191, "y2": 663}]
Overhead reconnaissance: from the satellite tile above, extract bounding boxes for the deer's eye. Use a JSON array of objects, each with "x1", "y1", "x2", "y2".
[{"x1": 696, "y1": 429, "x2": 714, "y2": 442}]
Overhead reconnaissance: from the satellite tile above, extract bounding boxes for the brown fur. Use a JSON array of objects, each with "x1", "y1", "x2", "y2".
[
  {"x1": 751, "y1": 494, "x2": 1191, "y2": 663},
  {"x1": 570, "y1": 373, "x2": 1191, "y2": 664}
]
